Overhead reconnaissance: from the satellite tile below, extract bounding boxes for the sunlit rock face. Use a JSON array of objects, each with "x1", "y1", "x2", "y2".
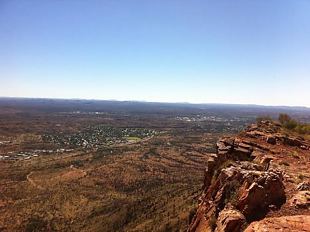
[{"x1": 188, "y1": 121, "x2": 310, "y2": 232}]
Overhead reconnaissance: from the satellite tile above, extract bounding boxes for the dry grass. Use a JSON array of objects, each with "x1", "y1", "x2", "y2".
[{"x1": 0, "y1": 129, "x2": 218, "y2": 231}]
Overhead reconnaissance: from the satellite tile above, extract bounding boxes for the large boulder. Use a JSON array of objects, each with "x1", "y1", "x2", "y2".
[
  {"x1": 237, "y1": 171, "x2": 286, "y2": 220},
  {"x1": 215, "y1": 208, "x2": 245, "y2": 232}
]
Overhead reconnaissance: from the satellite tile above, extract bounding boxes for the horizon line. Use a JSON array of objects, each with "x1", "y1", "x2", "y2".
[{"x1": 0, "y1": 96, "x2": 309, "y2": 109}]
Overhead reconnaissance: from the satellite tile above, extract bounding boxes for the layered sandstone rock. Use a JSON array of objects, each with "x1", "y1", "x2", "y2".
[
  {"x1": 188, "y1": 121, "x2": 310, "y2": 232},
  {"x1": 188, "y1": 163, "x2": 286, "y2": 232}
]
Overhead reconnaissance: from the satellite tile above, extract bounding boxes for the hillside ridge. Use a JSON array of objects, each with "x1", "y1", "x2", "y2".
[{"x1": 188, "y1": 120, "x2": 310, "y2": 232}]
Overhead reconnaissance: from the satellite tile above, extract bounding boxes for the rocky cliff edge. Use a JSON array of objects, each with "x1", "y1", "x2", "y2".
[{"x1": 188, "y1": 120, "x2": 310, "y2": 232}]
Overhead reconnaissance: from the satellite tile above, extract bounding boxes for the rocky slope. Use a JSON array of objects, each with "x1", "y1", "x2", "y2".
[{"x1": 188, "y1": 121, "x2": 310, "y2": 232}]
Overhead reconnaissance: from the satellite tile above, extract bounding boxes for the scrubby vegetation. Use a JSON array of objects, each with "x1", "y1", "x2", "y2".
[
  {"x1": 256, "y1": 114, "x2": 310, "y2": 135},
  {"x1": 278, "y1": 113, "x2": 310, "y2": 134}
]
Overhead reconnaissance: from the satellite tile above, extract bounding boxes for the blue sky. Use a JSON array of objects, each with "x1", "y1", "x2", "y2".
[{"x1": 1, "y1": 0, "x2": 309, "y2": 106}]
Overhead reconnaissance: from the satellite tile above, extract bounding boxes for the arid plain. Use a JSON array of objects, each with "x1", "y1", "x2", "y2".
[{"x1": 0, "y1": 98, "x2": 309, "y2": 231}]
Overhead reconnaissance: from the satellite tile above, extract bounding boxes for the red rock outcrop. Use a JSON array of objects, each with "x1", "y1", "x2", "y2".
[
  {"x1": 188, "y1": 121, "x2": 310, "y2": 232},
  {"x1": 215, "y1": 208, "x2": 245, "y2": 232}
]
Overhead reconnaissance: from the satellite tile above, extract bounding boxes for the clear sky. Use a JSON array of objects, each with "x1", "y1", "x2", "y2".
[{"x1": 1, "y1": 0, "x2": 309, "y2": 106}]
